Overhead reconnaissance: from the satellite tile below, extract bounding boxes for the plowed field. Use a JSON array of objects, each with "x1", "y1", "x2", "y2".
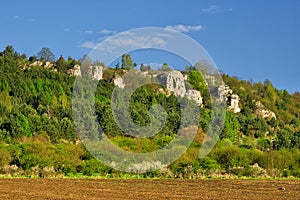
[{"x1": 0, "y1": 179, "x2": 299, "y2": 199}]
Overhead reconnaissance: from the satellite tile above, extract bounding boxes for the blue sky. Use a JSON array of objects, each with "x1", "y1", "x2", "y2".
[{"x1": 1, "y1": 0, "x2": 299, "y2": 93}]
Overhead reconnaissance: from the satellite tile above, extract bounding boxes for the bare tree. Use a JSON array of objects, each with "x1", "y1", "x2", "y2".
[{"x1": 37, "y1": 47, "x2": 55, "y2": 62}]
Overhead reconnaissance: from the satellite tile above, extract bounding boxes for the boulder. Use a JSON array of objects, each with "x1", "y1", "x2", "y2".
[
  {"x1": 158, "y1": 71, "x2": 186, "y2": 97},
  {"x1": 113, "y1": 76, "x2": 125, "y2": 89},
  {"x1": 218, "y1": 85, "x2": 241, "y2": 113},
  {"x1": 87, "y1": 66, "x2": 103, "y2": 80},
  {"x1": 67, "y1": 64, "x2": 81, "y2": 76},
  {"x1": 228, "y1": 94, "x2": 241, "y2": 113},
  {"x1": 185, "y1": 89, "x2": 203, "y2": 106}
]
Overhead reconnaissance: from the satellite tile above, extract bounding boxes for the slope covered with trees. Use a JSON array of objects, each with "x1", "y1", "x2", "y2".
[{"x1": 0, "y1": 45, "x2": 299, "y2": 178}]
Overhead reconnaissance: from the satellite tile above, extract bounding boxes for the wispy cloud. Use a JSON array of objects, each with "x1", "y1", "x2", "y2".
[
  {"x1": 165, "y1": 24, "x2": 205, "y2": 32},
  {"x1": 78, "y1": 41, "x2": 97, "y2": 49},
  {"x1": 98, "y1": 29, "x2": 114, "y2": 34},
  {"x1": 112, "y1": 35, "x2": 166, "y2": 47},
  {"x1": 201, "y1": 5, "x2": 219, "y2": 13},
  {"x1": 78, "y1": 32, "x2": 167, "y2": 50}
]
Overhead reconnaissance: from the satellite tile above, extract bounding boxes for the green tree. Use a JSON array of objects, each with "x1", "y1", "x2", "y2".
[
  {"x1": 161, "y1": 62, "x2": 171, "y2": 71},
  {"x1": 221, "y1": 111, "x2": 240, "y2": 142},
  {"x1": 16, "y1": 114, "x2": 32, "y2": 137},
  {"x1": 187, "y1": 70, "x2": 210, "y2": 107},
  {"x1": 3, "y1": 45, "x2": 19, "y2": 58},
  {"x1": 121, "y1": 54, "x2": 134, "y2": 69}
]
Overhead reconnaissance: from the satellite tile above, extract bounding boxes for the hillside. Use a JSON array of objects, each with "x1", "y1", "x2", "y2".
[{"x1": 0, "y1": 46, "x2": 299, "y2": 178}]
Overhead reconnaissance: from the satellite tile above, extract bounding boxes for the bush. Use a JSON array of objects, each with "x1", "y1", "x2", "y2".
[
  {"x1": 196, "y1": 157, "x2": 219, "y2": 170},
  {"x1": 0, "y1": 146, "x2": 11, "y2": 167},
  {"x1": 209, "y1": 146, "x2": 251, "y2": 169},
  {"x1": 78, "y1": 159, "x2": 110, "y2": 176}
]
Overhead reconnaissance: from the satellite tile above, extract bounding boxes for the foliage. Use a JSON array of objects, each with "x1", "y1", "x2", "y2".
[
  {"x1": 121, "y1": 54, "x2": 134, "y2": 69},
  {"x1": 0, "y1": 46, "x2": 299, "y2": 178}
]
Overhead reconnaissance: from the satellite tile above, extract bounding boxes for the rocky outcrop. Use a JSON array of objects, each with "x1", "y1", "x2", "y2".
[
  {"x1": 255, "y1": 101, "x2": 276, "y2": 119},
  {"x1": 67, "y1": 64, "x2": 81, "y2": 76},
  {"x1": 86, "y1": 66, "x2": 103, "y2": 80},
  {"x1": 30, "y1": 61, "x2": 43, "y2": 67},
  {"x1": 67, "y1": 65, "x2": 103, "y2": 80},
  {"x1": 44, "y1": 61, "x2": 54, "y2": 69},
  {"x1": 113, "y1": 76, "x2": 125, "y2": 89},
  {"x1": 28, "y1": 61, "x2": 57, "y2": 72},
  {"x1": 185, "y1": 89, "x2": 203, "y2": 106},
  {"x1": 218, "y1": 85, "x2": 241, "y2": 113},
  {"x1": 228, "y1": 94, "x2": 241, "y2": 113},
  {"x1": 218, "y1": 85, "x2": 232, "y2": 101},
  {"x1": 158, "y1": 71, "x2": 186, "y2": 97},
  {"x1": 183, "y1": 74, "x2": 188, "y2": 80}
]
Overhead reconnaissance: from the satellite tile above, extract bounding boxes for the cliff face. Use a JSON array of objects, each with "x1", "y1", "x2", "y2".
[
  {"x1": 66, "y1": 66, "x2": 277, "y2": 117},
  {"x1": 67, "y1": 65, "x2": 103, "y2": 80},
  {"x1": 86, "y1": 66, "x2": 103, "y2": 80},
  {"x1": 218, "y1": 85, "x2": 241, "y2": 113},
  {"x1": 228, "y1": 94, "x2": 241, "y2": 113},
  {"x1": 158, "y1": 71, "x2": 186, "y2": 97},
  {"x1": 160, "y1": 71, "x2": 204, "y2": 106}
]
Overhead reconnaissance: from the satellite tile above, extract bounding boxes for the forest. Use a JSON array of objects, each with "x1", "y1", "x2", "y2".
[{"x1": 0, "y1": 45, "x2": 299, "y2": 178}]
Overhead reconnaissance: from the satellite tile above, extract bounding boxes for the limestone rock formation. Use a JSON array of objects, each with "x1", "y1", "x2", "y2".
[
  {"x1": 185, "y1": 89, "x2": 203, "y2": 106},
  {"x1": 29, "y1": 61, "x2": 43, "y2": 67},
  {"x1": 158, "y1": 71, "x2": 186, "y2": 97},
  {"x1": 218, "y1": 85, "x2": 241, "y2": 113},
  {"x1": 183, "y1": 74, "x2": 188, "y2": 80},
  {"x1": 44, "y1": 61, "x2": 54, "y2": 69},
  {"x1": 113, "y1": 76, "x2": 125, "y2": 89},
  {"x1": 255, "y1": 101, "x2": 276, "y2": 119},
  {"x1": 67, "y1": 65, "x2": 81, "y2": 76},
  {"x1": 86, "y1": 66, "x2": 103, "y2": 80},
  {"x1": 28, "y1": 61, "x2": 56, "y2": 72},
  {"x1": 218, "y1": 85, "x2": 233, "y2": 101},
  {"x1": 228, "y1": 94, "x2": 241, "y2": 113}
]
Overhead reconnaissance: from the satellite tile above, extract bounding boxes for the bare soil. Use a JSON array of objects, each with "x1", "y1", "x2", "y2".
[{"x1": 0, "y1": 179, "x2": 299, "y2": 199}]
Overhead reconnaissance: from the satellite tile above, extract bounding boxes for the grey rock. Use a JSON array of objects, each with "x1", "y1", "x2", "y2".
[
  {"x1": 186, "y1": 89, "x2": 203, "y2": 106},
  {"x1": 159, "y1": 71, "x2": 186, "y2": 97},
  {"x1": 113, "y1": 76, "x2": 125, "y2": 89}
]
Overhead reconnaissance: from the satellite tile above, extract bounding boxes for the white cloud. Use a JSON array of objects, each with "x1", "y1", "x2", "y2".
[
  {"x1": 164, "y1": 24, "x2": 205, "y2": 32},
  {"x1": 98, "y1": 29, "x2": 114, "y2": 34},
  {"x1": 78, "y1": 41, "x2": 97, "y2": 49},
  {"x1": 78, "y1": 33, "x2": 167, "y2": 50},
  {"x1": 201, "y1": 5, "x2": 219, "y2": 13},
  {"x1": 106, "y1": 34, "x2": 166, "y2": 48}
]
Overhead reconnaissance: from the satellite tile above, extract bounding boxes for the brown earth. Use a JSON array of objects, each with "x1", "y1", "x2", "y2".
[{"x1": 0, "y1": 179, "x2": 299, "y2": 199}]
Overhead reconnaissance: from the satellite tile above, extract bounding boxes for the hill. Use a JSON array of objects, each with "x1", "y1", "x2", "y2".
[{"x1": 0, "y1": 46, "x2": 299, "y2": 178}]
